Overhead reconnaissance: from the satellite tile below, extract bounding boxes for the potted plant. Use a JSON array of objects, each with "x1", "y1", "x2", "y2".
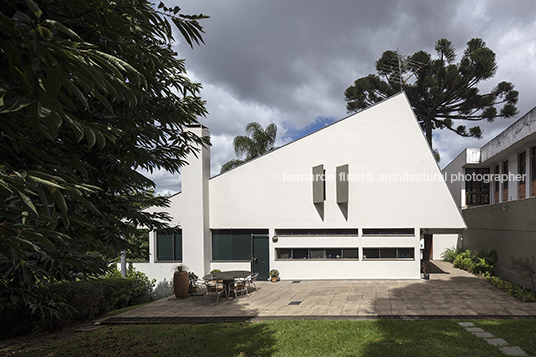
[
  {"x1": 173, "y1": 264, "x2": 189, "y2": 298},
  {"x1": 188, "y1": 271, "x2": 199, "y2": 294},
  {"x1": 269, "y1": 269, "x2": 279, "y2": 283},
  {"x1": 421, "y1": 262, "x2": 430, "y2": 280}
]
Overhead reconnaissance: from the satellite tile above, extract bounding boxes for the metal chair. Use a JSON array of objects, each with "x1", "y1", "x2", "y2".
[
  {"x1": 204, "y1": 280, "x2": 227, "y2": 304},
  {"x1": 246, "y1": 272, "x2": 259, "y2": 291},
  {"x1": 229, "y1": 280, "x2": 249, "y2": 301}
]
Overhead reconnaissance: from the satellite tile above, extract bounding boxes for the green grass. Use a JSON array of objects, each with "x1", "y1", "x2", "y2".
[
  {"x1": 473, "y1": 320, "x2": 536, "y2": 356},
  {"x1": 3, "y1": 320, "x2": 512, "y2": 357}
]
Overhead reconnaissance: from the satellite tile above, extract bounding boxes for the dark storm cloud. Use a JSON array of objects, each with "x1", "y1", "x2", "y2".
[{"x1": 149, "y1": 0, "x2": 536, "y2": 193}]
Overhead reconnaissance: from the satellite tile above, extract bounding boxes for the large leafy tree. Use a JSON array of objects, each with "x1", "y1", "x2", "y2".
[
  {"x1": 345, "y1": 38, "x2": 518, "y2": 150},
  {"x1": 220, "y1": 122, "x2": 277, "y2": 173},
  {"x1": 0, "y1": 0, "x2": 208, "y2": 316}
]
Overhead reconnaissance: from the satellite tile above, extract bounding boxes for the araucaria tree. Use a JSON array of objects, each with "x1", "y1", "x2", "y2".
[
  {"x1": 344, "y1": 38, "x2": 518, "y2": 151},
  {"x1": 220, "y1": 122, "x2": 277, "y2": 173},
  {"x1": 0, "y1": 0, "x2": 208, "y2": 317}
]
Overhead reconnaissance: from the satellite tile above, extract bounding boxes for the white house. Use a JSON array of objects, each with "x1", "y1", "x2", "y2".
[{"x1": 135, "y1": 93, "x2": 465, "y2": 285}]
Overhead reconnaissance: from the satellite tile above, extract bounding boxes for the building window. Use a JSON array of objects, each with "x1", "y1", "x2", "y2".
[
  {"x1": 362, "y1": 228, "x2": 414, "y2": 236},
  {"x1": 275, "y1": 229, "x2": 358, "y2": 236},
  {"x1": 465, "y1": 168, "x2": 490, "y2": 205},
  {"x1": 212, "y1": 229, "x2": 268, "y2": 261},
  {"x1": 519, "y1": 152, "x2": 526, "y2": 183},
  {"x1": 494, "y1": 165, "x2": 500, "y2": 193},
  {"x1": 503, "y1": 161, "x2": 509, "y2": 190},
  {"x1": 532, "y1": 146, "x2": 536, "y2": 182},
  {"x1": 276, "y1": 248, "x2": 359, "y2": 260},
  {"x1": 362, "y1": 248, "x2": 415, "y2": 260},
  {"x1": 156, "y1": 229, "x2": 182, "y2": 261}
]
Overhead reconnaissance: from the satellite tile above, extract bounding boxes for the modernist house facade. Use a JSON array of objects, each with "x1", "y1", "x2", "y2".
[
  {"x1": 443, "y1": 105, "x2": 536, "y2": 209},
  {"x1": 442, "y1": 105, "x2": 536, "y2": 285},
  {"x1": 134, "y1": 93, "x2": 465, "y2": 285}
]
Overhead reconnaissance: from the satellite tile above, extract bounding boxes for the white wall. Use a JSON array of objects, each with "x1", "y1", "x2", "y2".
[{"x1": 432, "y1": 233, "x2": 460, "y2": 260}]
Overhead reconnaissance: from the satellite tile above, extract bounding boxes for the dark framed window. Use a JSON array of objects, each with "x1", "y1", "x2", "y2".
[
  {"x1": 362, "y1": 248, "x2": 415, "y2": 260},
  {"x1": 362, "y1": 228, "x2": 414, "y2": 236},
  {"x1": 276, "y1": 248, "x2": 359, "y2": 260},
  {"x1": 503, "y1": 161, "x2": 509, "y2": 190},
  {"x1": 532, "y1": 146, "x2": 536, "y2": 182},
  {"x1": 519, "y1": 152, "x2": 526, "y2": 183},
  {"x1": 494, "y1": 165, "x2": 500, "y2": 193},
  {"x1": 465, "y1": 168, "x2": 490, "y2": 205},
  {"x1": 212, "y1": 229, "x2": 268, "y2": 261},
  {"x1": 156, "y1": 229, "x2": 182, "y2": 261},
  {"x1": 275, "y1": 229, "x2": 358, "y2": 236}
]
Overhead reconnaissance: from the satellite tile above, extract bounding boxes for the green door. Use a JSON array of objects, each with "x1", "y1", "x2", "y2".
[{"x1": 252, "y1": 235, "x2": 269, "y2": 280}]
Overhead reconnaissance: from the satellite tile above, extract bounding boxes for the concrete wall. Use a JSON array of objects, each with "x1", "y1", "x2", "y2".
[{"x1": 462, "y1": 196, "x2": 536, "y2": 287}]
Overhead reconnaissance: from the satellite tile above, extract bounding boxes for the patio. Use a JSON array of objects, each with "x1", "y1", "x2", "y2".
[{"x1": 101, "y1": 262, "x2": 536, "y2": 324}]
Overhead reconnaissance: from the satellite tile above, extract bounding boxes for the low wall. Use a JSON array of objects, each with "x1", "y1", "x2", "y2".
[{"x1": 462, "y1": 197, "x2": 536, "y2": 287}]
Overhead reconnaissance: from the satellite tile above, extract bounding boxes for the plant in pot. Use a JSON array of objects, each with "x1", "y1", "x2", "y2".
[
  {"x1": 421, "y1": 261, "x2": 430, "y2": 280},
  {"x1": 188, "y1": 271, "x2": 199, "y2": 294},
  {"x1": 173, "y1": 264, "x2": 189, "y2": 298},
  {"x1": 269, "y1": 269, "x2": 280, "y2": 283}
]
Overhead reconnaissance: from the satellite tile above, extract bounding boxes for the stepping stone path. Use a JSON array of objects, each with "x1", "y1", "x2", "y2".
[{"x1": 459, "y1": 322, "x2": 533, "y2": 356}]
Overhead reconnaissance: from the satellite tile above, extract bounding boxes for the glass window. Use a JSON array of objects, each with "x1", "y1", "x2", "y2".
[
  {"x1": 362, "y1": 229, "x2": 414, "y2": 236},
  {"x1": 293, "y1": 249, "x2": 308, "y2": 259},
  {"x1": 342, "y1": 249, "x2": 358, "y2": 259},
  {"x1": 310, "y1": 249, "x2": 325, "y2": 259},
  {"x1": 465, "y1": 168, "x2": 490, "y2": 205},
  {"x1": 532, "y1": 146, "x2": 536, "y2": 181},
  {"x1": 519, "y1": 152, "x2": 526, "y2": 183},
  {"x1": 398, "y1": 248, "x2": 414, "y2": 259},
  {"x1": 503, "y1": 161, "x2": 509, "y2": 190},
  {"x1": 381, "y1": 248, "x2": 397, "y2": 259},
  {"x1": 494, "y1": 165, "x2": 500, "y2": 193},
  {"x1": 326, "y1": 249, "x2": 342, "y2": 259},
  {"x1": 277, "y1": 249, "x2": 291, "y2": 259},
  {"x1": 212, "y1": 229, "x2": 268, "y2": 261},
  {"x1": 156, "y1": 230, "x2": 182, "y2": 261},
  {"x1": 363, "y1": 248, "x2": 379, "y2": 259}
]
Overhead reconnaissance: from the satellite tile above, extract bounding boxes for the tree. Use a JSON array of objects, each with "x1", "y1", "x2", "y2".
[
  {"x1": 220, "y1": 122, "x2": 277, "y2": 173},
  {"x1": 344, "y1": 38, "x2": 518, "y2": 151},
  {"x1": 0, "y1": 0, "x2": 208, "y2": 317}
]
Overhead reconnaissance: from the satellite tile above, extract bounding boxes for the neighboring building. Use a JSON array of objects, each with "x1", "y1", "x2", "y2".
[
  {"x1": 442, "y1": 105, "x2": 536, "y2": 285},
  {"x1": 134, "y1": 93, "x2": 465, "y2": 286},
  {"x1": 443, "y1": 105, "x2": 536, "y2": 209}
]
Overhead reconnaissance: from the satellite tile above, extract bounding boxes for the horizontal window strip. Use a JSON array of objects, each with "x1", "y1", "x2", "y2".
[
  {"x1": 276, "y1": 248, "x2": 358, "y2": 260},
  {"x1": 362, "y1": 228, "x2": 414, "y2": 236},
  {"x1": 275, "y1": 229, "x2": 358, "y2": 236},
  {"x1": 362, "y1": 248, "x2": 415, "y2": 260}
]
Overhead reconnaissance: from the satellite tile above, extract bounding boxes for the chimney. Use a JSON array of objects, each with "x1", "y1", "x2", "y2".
[{"x1": 181, "y1": 124, "x2": 211, "y2": 276}]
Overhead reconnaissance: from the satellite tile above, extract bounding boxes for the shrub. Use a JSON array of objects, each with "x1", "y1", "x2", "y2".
[
  {"x1": 1, "y1": 267, "x2": 156, "y2": 338},
  {"x1": 441, "y1": 246, "x2": 462, "y2": 263}
]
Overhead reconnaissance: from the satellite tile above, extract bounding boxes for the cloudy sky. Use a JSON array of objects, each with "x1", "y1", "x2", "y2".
[{"x1": 148, "y1": 0, "x2": 536, "y2": 194}]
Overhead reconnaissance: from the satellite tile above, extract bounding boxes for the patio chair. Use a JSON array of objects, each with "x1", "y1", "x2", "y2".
[
  {"x1": 246, "y1": 272, "x2": 259, "y2": 291},
  {"x1": 204, "y1": 280, "x2": 227, "y2": 304},
  {"x1": 229, "y1": 280, "x2": 249, "y2": 301}
]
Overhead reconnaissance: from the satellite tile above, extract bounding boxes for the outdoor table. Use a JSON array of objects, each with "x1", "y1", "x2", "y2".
[{"x1": 202, "y1": 270, "x2": 251, "y2": 297}]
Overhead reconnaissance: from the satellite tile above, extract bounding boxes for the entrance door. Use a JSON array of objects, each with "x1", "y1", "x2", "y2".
[
  {"x1": 423, "y1": 234, "x2": 433, "y2": 260},
  {"x1": 252, "y1": 235, "x2": 269, "y2": 280}
]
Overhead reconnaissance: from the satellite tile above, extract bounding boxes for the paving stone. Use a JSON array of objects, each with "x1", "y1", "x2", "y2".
[
  {"x1": 474, "y1": 332, "x2": 494, "y2": 338},
  {"x1": 466, "y1": 327, "x2": 484, "y2": 332},
  {"x1": 486, "y1": 338, "x2": 508, "y2": 346},
  {"x1": 499, "y1": 346, "x2": 528, "y2": 356}
]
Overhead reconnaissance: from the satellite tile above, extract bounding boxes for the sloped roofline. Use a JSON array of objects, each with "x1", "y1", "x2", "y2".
[{"x1": 210, "y1": 91, "x2": 406, "y2": 180}]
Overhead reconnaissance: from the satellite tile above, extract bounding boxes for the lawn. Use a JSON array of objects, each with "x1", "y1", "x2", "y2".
[{"x1": 3, "y1": 319, "x2": 528, "y2": 357}]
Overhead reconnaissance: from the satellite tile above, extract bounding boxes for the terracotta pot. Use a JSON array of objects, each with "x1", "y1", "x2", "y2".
[
  {"x1": 174, "y1": 271, "x2": 189, "y2": 298},
  {"x1": 271, "y1": 276, "x2": 278, "y2": 283}
]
